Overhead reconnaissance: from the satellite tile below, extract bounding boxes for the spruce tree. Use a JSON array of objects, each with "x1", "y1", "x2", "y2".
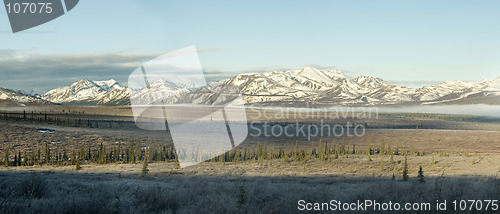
[
  {"x1": 366, "y1": 139, "x2": 372, "y2": 161},
  {"x1": 387, "y1": 142, "x2": 393, "y2": 157},
  {"x1": 4, "y1": 150, "x2": 9, "y2": 167},
  {"x1": 17, "y1": 150, "x2": 21, "y2": 166},
  {"x1": 294, "y1": 140, "x2": 299, "y2": 160},
  {"x1": 318, "y1": 140, "x2": 323, "y2": 160},
  {"x1": 263, "y1": 141, "x2": 268, "y2": 160},
  {"x1": 22, "y1": 151, "x2": 27, "y2": 166},
  {"x1": 311, "y1": 141, "x2": 316, "y2": 157},
  {"x1": 256, "y1": 142, "x2": 262, "y2": 160},
  {"x1": 141, "y1": 151, "x2": 149, "y2": 177},
  {"x1": 76, "y1": 155, "x2": 81, "y2": 170},
  {"x1": 402, "y1": 154, "x2": 409, "y2": 181},
  {"x1": 417, "y1": 166, "x2": 425, "y2": 183}
]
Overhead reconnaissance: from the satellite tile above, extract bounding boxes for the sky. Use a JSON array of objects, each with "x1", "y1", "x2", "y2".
[{"x1": 1, "y1": 0, "x2": 500, "y2": 92}]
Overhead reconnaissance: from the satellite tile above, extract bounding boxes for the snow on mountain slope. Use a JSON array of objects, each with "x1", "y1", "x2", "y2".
[
  {"x1": 0, "y1": 88, "x2": 48, "y2": 104},
  {"x1": 42, "y1": 79, "x2": 130, "y2": 105},
  {"x1": 43, "y1": 80, "x2": 103, "y2": 103},
  {"x1": 216, "y1": 68, "x2": 500, "y2": 105},
  {"x1": 130, "y1": 79, "x2": 188, "y2": 105},
  {"x1": 18, "y1": 67, "x2": 500, "y2": 106},
  {"x1": 263, "y1": 66, "x2": 345, "y2": 91},
  {"x1": 480, "y1": 77, "x2": 500, "y2": 91},
  {"x1": 94, "y1": 79, "x2": 124, "y2": 91},
  {"x1": 353, "y1": 76, "x2": 388, "y2": 89}
]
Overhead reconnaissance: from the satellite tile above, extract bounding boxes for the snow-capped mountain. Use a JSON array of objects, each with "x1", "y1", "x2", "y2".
[
  {"x1": 7, "y1": 67, "x2": 500, "y2": 106},
  {"x1": 42, "y1": 79, "x2": 130, "y2": 105},
  {"x1": 130, "y1": 79, "x2": 189, "y2": 105},
  {"x1": 0, "y1": 88, "x2": 48, "y2": 105},
  {"x1": 205, "y1": 66, "x2": 500, "y2": 106}
]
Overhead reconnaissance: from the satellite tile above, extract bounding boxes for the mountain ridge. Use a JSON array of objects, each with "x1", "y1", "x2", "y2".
[{"x1": 2, "y1": 66, "x2": 499, "y2": 106}]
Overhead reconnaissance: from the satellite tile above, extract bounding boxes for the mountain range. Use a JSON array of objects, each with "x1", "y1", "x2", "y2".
[
  {"x1": 42, "y1": 79, "x2": 130, "y2": 105},
  {"x1": 1, "y1": 66, "x2": 499, "y2": 106},
  {"x1": 0, "y1": 88, "x2": 49, "y2": 106}
]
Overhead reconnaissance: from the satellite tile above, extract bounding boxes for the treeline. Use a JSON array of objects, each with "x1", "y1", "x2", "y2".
[
  {"x1": 1, "y1": 110, "x2": 123, "y2": 128},
  {"x1": 2, "y1": 138, "x2": 431, "y2": 169},
  {"x1": 190, "y1": 138, "x2": 427, "y2": 164},
  {"x1": 2, "y1": 143, "x2": 176, "y2": 167}
]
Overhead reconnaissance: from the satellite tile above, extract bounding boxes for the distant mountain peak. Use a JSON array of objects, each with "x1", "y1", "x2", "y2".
[
  {"x1": 147, "y1": 79, "x2": 176, "y2": 90},
  {"x1": 299, "y1": 66, "x2": 321, "y2": 73},
  {"x1": 42, "y1": 79, "x2": 129, "y2": 105},
  {"x1": 95, "y1": 79, "x2": 118, "y2": 86}
]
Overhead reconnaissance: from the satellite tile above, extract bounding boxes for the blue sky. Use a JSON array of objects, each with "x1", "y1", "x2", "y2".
[{"x1": 1, "y1": 0, "x2": 500, "y2": 92}]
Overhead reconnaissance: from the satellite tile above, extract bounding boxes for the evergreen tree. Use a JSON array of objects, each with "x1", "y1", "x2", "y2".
[
  {"x1": 17, "y1": 150, "x2": 21, "y2": 166},
  {"x1": 311, "y1": 141, "x2": 316, "y2": 157},
  {"x1": 63, "y1": 149, "x2": 68, "y2": 162},
  {"x1": 389, "y1": 141, "x2": 394, "y2": 163},
  {"x1": 318, "y1": 140, "x2": 323, "y2": 160},
  {"x1": 366, "y1": 143, "x2": 372, "y2": 161},
  {"x1": 22, "y1": 151, "x2": 27, "y2": 166},
  {"x1": 169, "y1": 146, "x2": 175, "y2": 161},
  {"x1": 71, "y1": 151, "x2": 76, "y2": 165},
  {"x1": 116, "y1": 143, "x2": 121, "y2": 162},
  {"x1": 294, "y1": 140, "x2": 299, "y2": 160},
  {"x1": 256, "y1": 142, "x2": 262, "y2": 160},
  {"x1": 263, "y1": 141, "x2": 268, "y2": 160},
  {"x1": 130, "y1": 145, "x2": 136, "y2": 164},
  {"x1": 45, "y1": 143, "x2": 50, "y2": 165},
  {"x1": 76, "y1": 155, "x2": 81, "y2": 170},
  {"x1": 141, "y1": 150, "x2": 149, "y2": 177},
  {"x1": 417, "y1": 166, "x2": 425, "y2": 183},
  {"x1": 402, "y1": 154, "x2": 409, "y2": 181}
]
